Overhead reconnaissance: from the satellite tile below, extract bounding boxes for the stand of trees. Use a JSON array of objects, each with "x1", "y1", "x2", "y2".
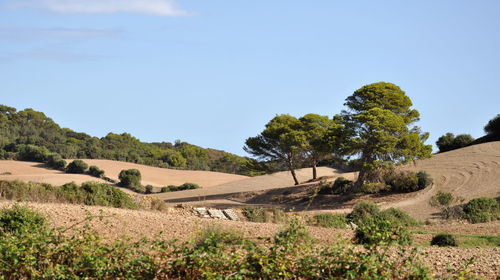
[
  {"x1": 245, "y1": 82, "x2": 433, "y2": 188},
  {"x1": 0, "y1": 105, "x2": 248, "y2": 175}
]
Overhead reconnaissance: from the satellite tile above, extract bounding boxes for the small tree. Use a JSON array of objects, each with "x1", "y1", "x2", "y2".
[
  {"x1": 244, "y1": 115, "x2": 306, "y2": 185},
  {"x1": 46, "y1": 153, "x2": 66, "y2": 170},
  {"x1": 118, "y1": 169, "x2": 142, "y2": 189},
  {"x1": 436, "y1": 133, "x2": 474, "y2": 153},
  {"x1": 66, "y1": 160, "x2": 88, "y2": 174}
]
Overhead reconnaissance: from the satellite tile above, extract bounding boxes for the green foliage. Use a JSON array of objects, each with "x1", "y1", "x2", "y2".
[
  {"x1": 431, "y1": 233, "x2": 458, "y2": 247},
  {"x1": 484, "y1": 113, "x2": 500, "y2": 135},
  {"x1": 0, "y1": 206, "x2": 476, "y2": 279},
  {"x1": 384, "y1": 170, "x2": 421, "y2": 192},
  {"x1": 0, "y1": 204, "x2": 47, "y2": 235},
  {"x1": 118, "y1": 169, "x2": 141, "y2": 189},
  {"x1": 88, "y1": 165, "x2": 105, "y2": 178},
  {"x1": 0, "y1": 180, "x2": 137, "y2": 209},
  {"x1": 354, "y1": 215, "x2": 413, "y2": 246},
  {"x1": 144, "y1": 185, "x2": 153, "y2": 194},
  {"x1": 341, "y1": 82, "x2": 432, "y2": 188},
  {"x1": 17, "y1": 144, "x2": 49, "y2": 162},
  {"x1": 417, "y1": 171, "x2": 433, "y2": 188},
  {"x1": 245, "y1": 114, "x2": 307, "y2": 185},
  {"x1": 463, "y1": 197, "x2": 500, "y2": 223},
  {"x1": 430, "y1": 191, "x2": 454, "y2": 207},
  {"x1": 46, "y1": 153, "x2": 66, "y2": 170},
  {"x1": 379, "y1": 208, "x2": 421, "y2": 226},
  {"x1": 161, "y1": 150, "x2": 186, "y2": 169},
  {"x1": 241, "y1": 207, "x2": 288, "y2": 223},
  {"x1": 309, "y1": 213, "x2": 347, "y2": 228},
  {"x1": 66, "y1": 159, "x2": 88, "y2": 174},
  {"x1": 162, "y1": 182, "x2": 201, "y2": 192},
  {"x1": 348, "y1": 201, "x2": 380, "y2": 224},
  {"x1": 436, "y1": 133, "x2": 474, "y2": 152}
]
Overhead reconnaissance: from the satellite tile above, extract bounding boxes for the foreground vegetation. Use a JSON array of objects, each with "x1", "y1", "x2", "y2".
[
  {"x1": 0, "y1": 205, "x2": 478, "y2": 279},
  {"x1": 429, "y1": 191, "x2": 500, "y2": 223}
]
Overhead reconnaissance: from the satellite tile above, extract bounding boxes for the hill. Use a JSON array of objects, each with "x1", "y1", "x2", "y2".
[
  {"x1": 0, "y1": 104, "x2": 249, "y2": 174},
  {"x1": 0, "y1": 159, "x2": 247, "y2": 189}
]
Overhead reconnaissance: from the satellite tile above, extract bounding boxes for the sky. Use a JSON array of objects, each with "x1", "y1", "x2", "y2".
[{"x1": 1, "y1": 0, "x2": 499, "y2": 156}]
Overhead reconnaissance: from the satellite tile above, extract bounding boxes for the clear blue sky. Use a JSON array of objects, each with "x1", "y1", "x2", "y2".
[{"x1": 1, "y1": 0, "x2": 499, "y2": 156}]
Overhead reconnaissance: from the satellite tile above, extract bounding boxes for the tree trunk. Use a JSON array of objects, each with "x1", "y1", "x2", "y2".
[
  {"x1": 312, "y1": 162, "x2": 317, "y2": 180},
  {"x1": 350, "y1": 168, "x2": 367, "y2": 192},
  {"x1": 287, "y1": 157, "x2": 300, "y2": 185}
]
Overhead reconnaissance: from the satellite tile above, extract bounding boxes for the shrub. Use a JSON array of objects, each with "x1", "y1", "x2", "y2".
[
  {"x1": 379, "y1": 208, "x2": 420, "y2": 226},
  {"x1": 431, "y1": 233, "x2": 458, "y2": 247},
  {"x1": 331, "y1": 177, "x2": 353, "y2": 194},
  {"x1": 463, "y1": 197, "x2": 500, "y2": 223},
  {"x1": 348, "y1": 201, "x2": 380, "y2": 224},
  {"x1": 0, "y1": 204, "x2": 47, "y2": 235},
  {"x1": 66, "y1": 159, "x2": 88, "y2": 174},
  {"x1": 429, "y1": 191, "x2": 454, "y2": 207},
  {"x1": 163, "y1": 182, "x2": 201, "y2": 192},
  {"x1": 436, "y1": 133, "x2": 474, "y2": 153},
  {"x1": 46, "y1": 153, "x2": 66, "y2": 170},
  {"x1": 357, "y1": 182, "x2": 388, "y2": 193},
  {"x1": 145, "y1": 185, "x2": 153, "y2": 194},
  {"x1": 484, "y1": 113, "x2": 500, "y2": 135},
  {"x1": 118, "y1": 169, "x2": 141, "y2": 189},
  {"x1": 160, "y1": 186, "x2": 169, "y2": 193},
  {"x1": 17, "y1": 144, "x2": 49, "y2": 162},
  {"x1": 416, "y1": 171, "x2": 433, "y2": 188},
  {"x1": 309, "y1": 213, "x2": 347, "y2": 229},
  {"x1": 80, "y1": 181, "x2": 137, "y2": 209},
  {"x1": 384, "y1": 170, "x2": 419, "y2": 192},
  {"x1": 88, "y1": 165, "x2": 105, "y2": 178},
  {"x1": 353, "y1": 215, "x2": 413, "y2": 246}
]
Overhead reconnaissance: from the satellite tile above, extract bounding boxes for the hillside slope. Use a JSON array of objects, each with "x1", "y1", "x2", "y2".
[{"x1": 0, "y1": 159, "x2": 247, "y2": 188}]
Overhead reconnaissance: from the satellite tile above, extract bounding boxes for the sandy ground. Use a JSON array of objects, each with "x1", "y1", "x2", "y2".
[
  {"x1": 151, "y1": 166, "x2": 354, "y2": 200},
  {"x1": 0, "y1": 159, "x2": 247, "y2": 189}
]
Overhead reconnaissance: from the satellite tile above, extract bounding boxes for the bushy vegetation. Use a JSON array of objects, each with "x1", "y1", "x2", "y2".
[
  {"x1": 119, "y1": 169, "x2": 141, "y2": 189},
  {"x1": 463, "y1": 197, "x2": 500, "y2": 223},
  {"x1": 160, "y1": 182, "x2": 201, "y2": 192},
  {"x1": 436, "y1": 133, "x2": 475, "y2": 153},
  {"x1": 46, "y1": 153, "x2": 66, "y2": 170},
  {"x1": 66, "y1": 159, "x2": 88, "y2": 174},
  {"x1": 0, "y1": 205, "x2": 477, "y2": 279},
  {"x1": 0, "y1": 204, "x2": 47, "y2": 235},
  {"x1": 348, "y1": 201, "x2": 380, "y2": 224},
  {"x1": 431, "y1": 233, "x2": 458, "y2": 247},
  {"x1": 309, "y1": 213, "x2": 347, "y2": 228},
  {"x1": 0, "y1": 180, "x2": 137, "y2": 209},
  {"x1": 88, "y1": 165, "x2": 105, "y2": 178},
  {"x1": 0, "y1": 105, "x2": 249, "y2": 174},
  {"x1": 429, "y1": 191, "x2": 455, "y2": 207},
  {"x1": 241, "y1": 207, "x2": 288, "y2": 223}
]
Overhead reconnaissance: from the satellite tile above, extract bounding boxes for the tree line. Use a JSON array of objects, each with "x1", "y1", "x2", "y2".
[
  {"x1": 0, "y1": 105, "x2": 248, "y2": 174},
  {"x1": 245, "y1": 82, "x2": 433, "y2": 190}
]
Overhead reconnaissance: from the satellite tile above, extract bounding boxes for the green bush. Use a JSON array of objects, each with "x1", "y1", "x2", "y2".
[
  {"x1": 309, "y1": 213, "x2": 347, "y2": 229},
  {"x1": 484, "y1": 114, "x2": 500, "y2": 135},
  {"x1": 348, "y1": 201, "x2": 380, "y2": 224},
  {"x1": 416, "y1": 171, "x2": 433, "y2": 189},
  {"x1": 429, "y1": 191, "x2": 454, "y2": 207},
  {"x1": 0, "y1": 204, "x2": 47, "y2": 235},
  {"x1": 46, "y1": 153, "x2": 67, "y2": 170},
  {"x1": 88, "y1": 165, "x2": 105, "y2": 178},
  {"x1": 118, "y1": 169, "x2": 141, "y2": 189},
  {"x1": 463, "y1": 197, "x2": 500, "y2": 223},
  {"x1": 436, "y1": 133, "x2": 474, "y2": 153},
  {"x1": 431, "y1": 233, "x2": 458, "y2": 247},
  {"x1": 66, "y1": 159, "x2": 88, "y2": 174},
  {"x1": 326, "y1": 177, "x2": 353, "y2": 194},
  {"x1": 0, "y1": 180, "x2": 137, "y2": 209},
  {"x1": 145, "y1": 185, "x2": 153, "y2": 194},
  {"x1": 160, "y1": 186, "x2": 169, "y2": 193},
  {"x1": 353, "y1": 215, "x2": 413, "y2": 246},
  {"x1": 163, "y1": 182, "x2": 201, "y2": 192},
  {"x1": 17, "y1": 144, "x2": 49, "y2": 162},
  {"x1": 379, "y1": 208, "x2": 420, "y2": 226}
]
